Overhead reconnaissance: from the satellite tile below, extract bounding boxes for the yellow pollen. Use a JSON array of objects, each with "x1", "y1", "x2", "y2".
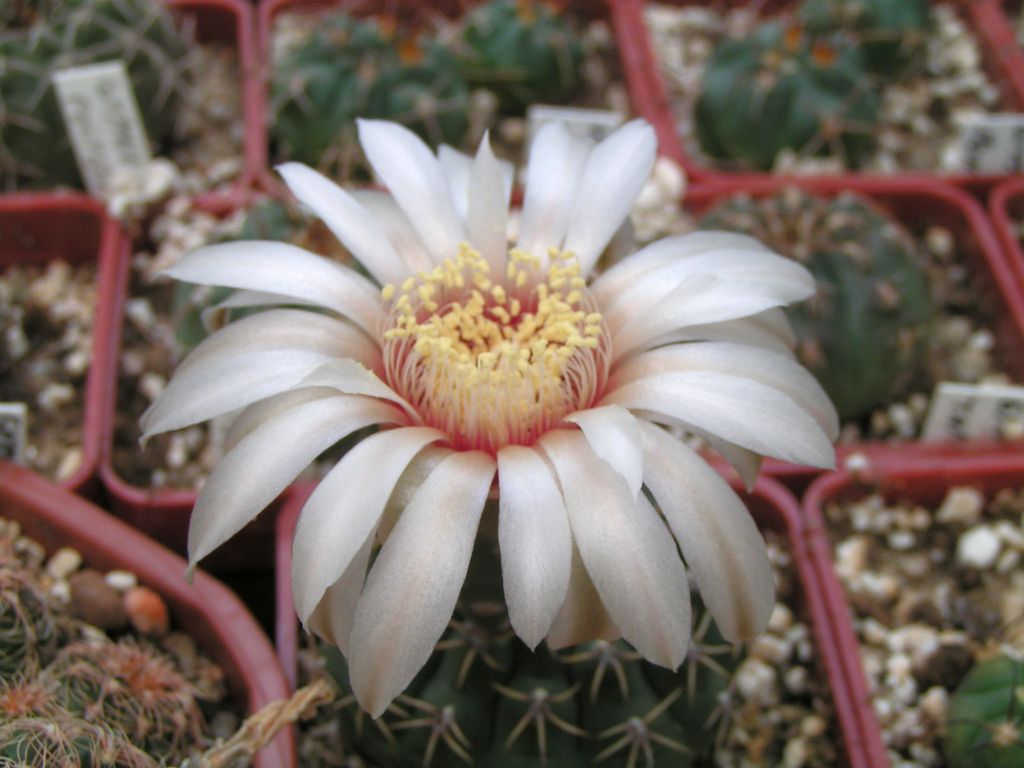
[{"x1": 381, "y1": 243, "x2": 610, "y2": 454}]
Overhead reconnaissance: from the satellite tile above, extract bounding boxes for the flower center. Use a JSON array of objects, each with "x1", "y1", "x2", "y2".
[{"x1": 381, "y1": 244, "x2": 610, "y2": 454}]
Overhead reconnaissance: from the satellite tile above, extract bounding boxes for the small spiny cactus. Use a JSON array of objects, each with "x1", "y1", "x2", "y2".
[
  {"x1": 0, "y1": 562, "x2": 56, "y2": 681},
  {"x1": 454, "y1": 0, "x2": 584, "y2": 114},
  {"x1": 695, "y1": 21, "x2": 879, "y2": 171},
  {"x1": 45, "y1": 638, "x2": 205, "y2": 763},
  {"x1": 0, "y1": 714, "x2": 157, "y2": 768},
  {"x1": 0, "y1": 0, "x2": 196, "y2": 190},
  {"x1": 700, "y1": 189, "x2": 934, "y2": 421},
  {"x1": 946, "y1": 654, "x2": 1024, "y2": 768},
  {"x1": 798, "y1": 0, "x2": 931, "y2": 76},
  {"x1": 271, "y1": 12, "x2": 468, "y2": 175}
]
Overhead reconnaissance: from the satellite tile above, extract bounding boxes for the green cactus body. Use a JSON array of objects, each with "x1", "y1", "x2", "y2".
[
  {"x1": 0, "y1": 0, "x2": 194, "y2": 189},
  {"x1": 798, "y1": 0, "x2": 931, "y2": 76},
  {"x1": 455, "y1": 0, "x2": 584, "y2": 113},
  {"x1": 0, "y1": 715, "x2": 157, "y2": 768},
  {"x1": 695, "y1": 22, "x2": 878, "y2": 171},
  {"x1": 700, "y1": 190, "x2": 934, "y2": 421},
  {"x1": 946, "y1": 655, "x2": 1024, "y2": 768},
  {"x1": 319, "y1": 540, "x2": 741, "y2": 767},
  {"x1": 0, "y1": 564, "x2": 56, "y2": 681},
  {"x1": 272, "y1": 13, "x2": 468, "y2": 174},
  {"x1": 45, "y1": 639, "x2": 204, "y2": 763}
]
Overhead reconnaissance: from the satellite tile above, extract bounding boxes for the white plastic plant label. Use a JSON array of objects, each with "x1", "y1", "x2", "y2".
[
  {"x1": 53, "y1": 60, "x2": 152, "y2": 196},
  {"x1": 957, "y1": 113, "x2": 1024, "y2": 173},
  {"x1": 0, "y1": 403, "x2": 28, "y2": 464},
  {"x1": 527, "y1": 105, "x2": 624, "y2": 144},
  {"x1": 921, "y1": 381, "x2": 1024, "y2": 441}
]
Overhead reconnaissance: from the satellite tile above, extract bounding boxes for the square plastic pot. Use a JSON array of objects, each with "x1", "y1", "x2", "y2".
[
  {"x1": 274, "y1": 473, "x2": 876, "y2": 767},
  {"x1": 166, "y1": 0, "x2": 264, "y2": 205},
  {"x1": 990, "y1": 176, "x2": 1024, "y2": 286},
  {"x1": 99, "y1": 192, "x2": 278, "y2": 572},
  {"x1": 615, "y1": 0, "x2": 1024, "y2": 190},
  {"x1": 255, "y1": 0, "x2": 644, "y2": 194},
  {"x1": 684, "y1": 177, "x2": 1024, "y2": 490},
  {"x1": 802, "y1": 449, "x2": 1024, "y2": 768},
  {"x1": 0, "y1": 193, "x2": 126, "y2": 498},
  {"x1": 0, "y1": 461, "x2": 296, "y2": 768}
]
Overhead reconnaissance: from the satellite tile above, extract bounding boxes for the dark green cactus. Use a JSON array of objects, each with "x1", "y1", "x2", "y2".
[
  {"x1": 271, "y1": 12, "x2": 468, "y2": 174},
  {"x1": 695, "y1": 21, "x2": 879, "y2": 171},
  {"x1": 798, "y1": 0, "x2": 931, "y2": 76},
  {"x1": 946, "y1": 655, "x2": 1024, "y2": 768},
  {"x1": 700, "y1": 189, "x2": 934, "y2": 422},
  {"x1": 454, "y1": 0, "x2": 585, "y2": 113},
  {"x1": 0, "y1": 563, "x2": 56, "y2": 681},
  {"x1": 318, "y1": 539, "x2": 740, "y2": 767},
  {"x1": 45, "y1": 638, "x2": 204, "y2": 763},
  {"x1": 0, "y1": 0, "x2": 195, "y2": 190},
  {"x1": 0, "y1": 715, "x2": 157, "y2": 768}
]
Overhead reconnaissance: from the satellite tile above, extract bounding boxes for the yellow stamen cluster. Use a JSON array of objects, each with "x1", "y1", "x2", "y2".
[{"x1": 381, "y1": 244, "x2": 610, "y2": 454}]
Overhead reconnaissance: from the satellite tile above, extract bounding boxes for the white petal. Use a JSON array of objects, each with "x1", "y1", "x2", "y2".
[
  {"x1": 539, "y1": 429, "x2": 690, "y2": 668},
  {"x1": 635, "y1": 309, "x2": 797, "y2": 357},
  {"x1": 292, "y1": 426, "x2": 445, "y2": 625},
  {"x1": 466, "y1": 134, "x2": 509, "y2": 275},
  {"x1": 224, "y1": 387, "x2": 344, "y2": 453},
  {"x1": 376, "y1": 445, "x2": 449, "y2": 542},
  {"x1": 496, "y1": 445, "x2": 572, "y2": 649},
  {"x1": 590, "y1": 231, "x2": 772, "y2": 305},
  {"x1": 516, "y1": 122, "x2": 592, "y2": 264},
  {"x1": 277, "y1": 162, "x2": 409, "y2": 286},
  {"x1": 601, "y1": 371, "x2": 836, "y2": 469},
  {"x1": 639, "y1": 422, "x2": 775, "y2": 641},
  {"x1": 562, "y1": 119, "x2": 657, "y2": 275},
  {"x1": 347, "y1": 451, "x2": 496, "y2": 717},
  {"x1": 163, "y1": 241, "x2": 383, "y2": 335},
  {"x1": 695, "y1": 430, "x2": 763, "y2": 491},
  {"x1": 602, "y1": 248, "x2": 814, "y2": 333},
  {"x1": 565, "y1": 405, "x2": 644, "y2": 498},
  {"x1": 609, "y1": 343, "x2": 839, "y2": 442},
  {"x1": 305, "y1": 532, "x2": 373, "y2": 654},
  {"x1": 299, "y1": 359, "x2": 418, "y2": 422},
  {"x1": 187, "y1": 392, "x2": 405, "y2": 571},
  {"x1": 351, "y1": 190, "x2": 433, "y2": 274},
  {"x1": 141, "y1": 310, "x2": 378, "y2": 438},
  {"x1": 546, "y1": 544, "x2": 619, "y2": 651},
  {"x1": 438, "y1": 144, "x2": 473, "y2": 220},
  {"x1": 358, "y1": 119, "x2": 464, "y2": 264},
  {"x1": 199, "y1": 289, "x2": 316, "y2": 334}
]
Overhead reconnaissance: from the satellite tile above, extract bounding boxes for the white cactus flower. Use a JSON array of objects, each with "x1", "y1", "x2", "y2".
[{"x1": 141, "y1": 118, "x2": 837, "y2": 717}]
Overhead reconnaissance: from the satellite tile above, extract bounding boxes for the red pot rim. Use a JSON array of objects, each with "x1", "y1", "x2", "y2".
[
  {"x1": 802, "y1": 448, "x2": 1024, "y2": 768},
  {"x1": 684, "y1": 177, "x2": 1024, "y2": 488},
  {"x1": 274, "y1": 472, "x2": 875, "y2": 767},
  {"x1": 990, "y1": 175, "x2": 1024, "y2": 286},
  {"x1": 614, "y1": 0, "x2": 1024, "y2": 189},
  {"x1": 0, "y1": 461, "x2": 296, "y2": 768},
  {"x1": 0, "y1": 193, "x2": 126, "y2": 498}
]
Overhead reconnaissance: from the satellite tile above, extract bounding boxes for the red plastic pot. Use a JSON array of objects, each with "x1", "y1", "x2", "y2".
[
  {"x1": 255, "y1": 0, "x2": 652, "y2": 194},
  {"x1": 990, "y1": 175, "x2": 1024, "y2": 286},
  {"x1": 684, "y1": 177, "x2": 1024, "y2": 490},
  {"x1": 0, "y1": 193, "x2": 126, "y2": 499},
  {"x1": 0, "y1": 461, "x2": 295, "y2": 768},
  {"x1": 614, "y1": 0, "x2": 1024, "y2": 190},
  {"x1": 166, "y1": 0, "x2": 264, "y2": 205},
  {"x1": 275, "y1": 474, "x2": 876, "y2": 767},
  {"x1": 803, "y1": 449, "x2": 1024, "y2": 768}
]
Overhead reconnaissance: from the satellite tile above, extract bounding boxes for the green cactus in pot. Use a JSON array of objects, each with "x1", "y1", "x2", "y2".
[
  {"x1": 695, "y1": 21, "x2": 879, "y2": 172},
  {"x1": 701, "y1": 189, "x2": 934, "y2": 422},
  {"x1": 454, "y1": 0, "x2": 585, "y2": 114},
  {"x1": 271, "y1": 12, "x2": 469, "y2": 175},
  {"x1": 946, "y1": 654, "x2": 1024, "y2": 768},
  {"x1": 0, "y1": 0, "x2": 195, "y2": 190}
]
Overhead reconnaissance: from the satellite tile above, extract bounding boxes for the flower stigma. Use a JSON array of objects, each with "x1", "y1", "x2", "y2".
[{"x1": 382, "y1": 243, "x2": 611, "y2": 454}]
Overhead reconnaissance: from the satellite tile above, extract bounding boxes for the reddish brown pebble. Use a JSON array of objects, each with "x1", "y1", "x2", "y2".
[
  {"x1": 69, "y1": 569, "x2": 127, "y2": 630},
  {"x1": 124, "y1": 585, "x2": 170, "y2": 635}
]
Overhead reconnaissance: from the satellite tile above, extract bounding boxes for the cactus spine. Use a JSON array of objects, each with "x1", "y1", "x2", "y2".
[
  {"x1": 946, "y1": 654, "x2": 1024, "y2": 768},
  {"x1": 0, "y1": 0, "x2": 195, "y2": 189},
  {"x1": 0, "y1": 563, "x2": 56, "y2": 681},
  {"x1": 700, "y1": 189, "x2": 934, "y2": 421}
]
